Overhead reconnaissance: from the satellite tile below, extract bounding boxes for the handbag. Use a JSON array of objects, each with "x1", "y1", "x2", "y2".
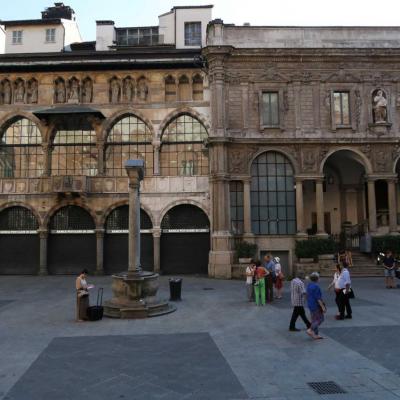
[
  {"x1": 78, "y1": 290, "x2": 89, "y2": 298},
  {"x1": 348, "y1": 288, "x2": 355, "y2": 299}
]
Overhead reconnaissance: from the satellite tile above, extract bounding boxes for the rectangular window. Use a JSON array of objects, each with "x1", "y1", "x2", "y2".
[
  {"x1": 262, "y1": 92, "x2": 279, "y2": 127},
  {"x1": 45, "y1": 28, "x2": 56, "y2": 43},
  {"x1": 333, "y1": 91, "x2": 350, "y2": 126},
  {"x1": 184, "y1": 22, "x2": 201, "y2": 46},
  {"x1": 230, "y1": 181, "x2": 244, "y2": 234},
  {"x1": 12, "y1": 30, "x2": 23, "y2": 44}
]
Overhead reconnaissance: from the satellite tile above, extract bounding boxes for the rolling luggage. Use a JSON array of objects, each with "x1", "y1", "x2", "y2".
[{"x1": 87, "y1": 288, "x2": 104, "y2": 321}]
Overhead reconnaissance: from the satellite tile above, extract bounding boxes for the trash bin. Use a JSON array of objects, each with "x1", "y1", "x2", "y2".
[{"x1": 169, "y1": 278, "x2": 182, "y2": 301}]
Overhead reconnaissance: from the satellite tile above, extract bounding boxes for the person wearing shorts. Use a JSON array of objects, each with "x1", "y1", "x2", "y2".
[{"x1": 383, "y1": 250, "x2": 396, "y2": 289}]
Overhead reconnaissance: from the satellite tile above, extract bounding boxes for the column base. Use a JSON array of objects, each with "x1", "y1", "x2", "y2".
[
  {"x1": 296, "y1": 232, "x2": 308, "y2": 239},
  {"x1": 94, "y1": 270, "x2": 105, "y2": 276},
  {"x1": 208, "y1": 250, "x2": 234, "y2": 279},
  {"x1": 315, "y1": 232, "x2": 329, "y2": 238},
  {"x1": 389, "y1": 231, "x2": 400, "y2": 236},
  {"x1": 38, "y1": 269, "x2": 48, "y2": 276}
]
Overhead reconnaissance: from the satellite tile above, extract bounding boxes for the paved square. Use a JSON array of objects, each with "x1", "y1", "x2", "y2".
[
  {"x1": 4, "y1": 333, "x2": 248, "y2": 400},
  {"x1": 0, "y1": 300, "x2": 13, "y2": 310}
]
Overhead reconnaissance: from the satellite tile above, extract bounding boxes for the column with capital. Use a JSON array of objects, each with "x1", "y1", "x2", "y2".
[
  {"x1": 315, "y1": 178, "x2": 327, "y2": 236},
  {"x1": 387, "y1": 178, "x2": 398, "y2": 234},
  {"x1": 295, "y1": 178, "x2": 307, "y2": 236},
  {"x1": 243, "y1": 178, "x2": 252, "y2": 236},
  {"x1": 38, "y1": 229, "x2": 48, "y2": 275},
  {"x1": 95, "y1": 228, "x2": 105, "y2": 275},
  {"x1": 96, "y1": 140, "x2": 105, "y2": 176},
  {"x1": 152, "y1": 227, "x2": 161, "y2": 272},
  {"x1": 367, "y1": 178, "x2": 377, "y2": 233}
]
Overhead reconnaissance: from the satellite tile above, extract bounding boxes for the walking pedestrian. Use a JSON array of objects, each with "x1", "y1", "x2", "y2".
[
  {"x1": 383, "y1": 250, "x2": 396, "y2": 289},
  {"x1": 263, "y1": 254, "x2": 275, "y2": 302},
  {"x1": 289, "y1": 271, "x2": 311, "y2": 332},
  {"x1": 274, "y1": 257, "x2": 284, "y2": 299},
  {"x1": 253, "y1": 260, "x2": 267, "y2": 306},
  {"x1": 336, "y1": 263, "x2": 352, "y2": 320},
  {"x1": 327, "y1": 264, "x2": 342, "y2": 318},
  {"x1": 306, "y1": 272, "x2": 326, "y2": 340},
  {"x1": 245, "y1": 261, "x2": 256, "y2": 302}
]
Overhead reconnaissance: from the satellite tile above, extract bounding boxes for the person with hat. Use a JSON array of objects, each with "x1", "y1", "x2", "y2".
[
  {"x1": 289, "y1": 271, "x2": 311, "y2": 332},
  {"x1": 274, "y1": 256, "x2": 284, "y2": 299}
]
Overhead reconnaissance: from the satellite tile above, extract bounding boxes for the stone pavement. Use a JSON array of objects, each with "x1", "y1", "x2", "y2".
[{"x1": 0, "y1": 275, "x2": 400, "y2": 399}]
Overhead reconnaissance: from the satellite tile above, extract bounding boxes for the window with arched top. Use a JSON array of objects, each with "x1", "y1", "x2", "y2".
[
  {"x1": 192, "y1": 74, "x2": 203, "y2": 101},
  {"x1": 105, "y1": 115, "x2": 153, "y2": 176},
  {"x1": 51, "y1": 127, "x2": 97, "y2": 176},
  {"x1": 0, "y1": 118, "x2": 44, "y2": 178},
  {"x1": 160, "y1": 114, "x2": 208, "y2": 176},
  {"x1": 251, "y1": 151, "x2": 296, "y2": 235},
  {"x1": 178, "y1": 75, "x2": 191, "y2": 101}
]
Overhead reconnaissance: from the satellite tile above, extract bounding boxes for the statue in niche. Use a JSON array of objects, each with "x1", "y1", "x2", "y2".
[
  {"x1": 373, "y1": 89, "x2": 388, "y2": 123},
  {"x1": 123, "y1": 78, "x2": 134, "y2": 102},
  {"x1": 55, "y1": 80, "x2": 66, "y2": 103},
  {"x1": 2, "y1": 80, "x2": 11, "y2": 104},
  {"x1": 110, "y1": 78, "x2": 120, "y2": 103},
  {"x1": 137, "y1": 79, "x2": 148, "y2": 101},
  {"x1": 14, "y1": 80, "x2": 25, "y2": 103},
  {"x1": 82, "y1": 79, "x2": 92, "y2": 103},
  {"x1": 27, "y1": 79, "x2": 38, "y2": 104},
  {"x1": 68, "y1": 78, "x2": 79, "y2": 102}
]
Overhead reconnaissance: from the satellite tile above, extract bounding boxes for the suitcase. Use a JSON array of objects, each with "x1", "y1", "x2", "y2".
[{"x1": 87, "y1": 288, "x2": 104, "y2": 321}]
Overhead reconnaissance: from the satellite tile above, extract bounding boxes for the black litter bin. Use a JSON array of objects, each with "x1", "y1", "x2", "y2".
[{"x1": 169, "y1": 278, "x2": 182, "y2": 301}]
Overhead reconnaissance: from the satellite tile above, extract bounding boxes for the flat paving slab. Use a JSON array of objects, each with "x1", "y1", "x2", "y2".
[{"x1": 4, "y1": 333, "x2": 248, "y2": 400}]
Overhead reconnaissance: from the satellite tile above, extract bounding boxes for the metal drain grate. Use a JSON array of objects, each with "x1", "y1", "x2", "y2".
[{"x1": 308, "y1": 381, "x2": 347, "y2": 395}]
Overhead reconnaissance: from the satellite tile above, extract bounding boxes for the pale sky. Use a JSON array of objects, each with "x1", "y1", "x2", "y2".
[{"x1": 2, "y1": 0, "x2": 400, "y2": 41}]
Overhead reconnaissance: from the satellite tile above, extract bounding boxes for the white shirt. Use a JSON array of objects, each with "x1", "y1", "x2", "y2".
[
  {"x1": 332, "y1": 272, "x2": 340, "y2": 290},
  {"x1": 274, "y1": 263, "x2": 282, "y2": 275},
  {"x1": 337, "y1": 268, "x2": 351, "y2": 289},
  {"x1": 246, "y1": 266, "x2": 254, "y2": 284}
]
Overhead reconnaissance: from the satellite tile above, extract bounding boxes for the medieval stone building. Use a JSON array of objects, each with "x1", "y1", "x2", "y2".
[
  {"x1": 0, "y1": 4, "x2": 213, "y2": 276},
  {"x1": 204, "y1": 22, "x2": 400, "y2": 277}
]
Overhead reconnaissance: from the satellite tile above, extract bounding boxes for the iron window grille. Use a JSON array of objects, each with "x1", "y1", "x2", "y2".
[
  {"x1": 0, "y1": 118, "x2": 44, "y2": 178},
  {"x1": 105, "y1": 115, "x2": 153, "y2": 177},
  {"x1": 184, "y1": 22, "x2": 201, "y2": 46},
  {"x1": 0, "y1": 206, "x2": 38, "y2": 233},
  {"x1": 51, "y1": 128, "x2": 97, "y2": 176},
  {"x1": 251, "y1": 151, "x2": 296, "y2": 235},
  {"x1": 50, "y1": 205, "x2": 95, "y2": 233},
  {"x1": 230, "y1": 181, "x2": 244, "y2": 234},
  {"x1": 333, "y1": 91, "x2": 351, "y2": 126},
  {"x1": 105, "y1": 206, "x2": 153, "y2": 233},
  {"x1": 160, "y1": 114, "x2": 208, "y2": 176}
]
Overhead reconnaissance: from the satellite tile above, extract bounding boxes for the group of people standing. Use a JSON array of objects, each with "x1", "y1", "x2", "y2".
[{"x1": 245, "y1": 254, "x2": 284, "y2": 306}]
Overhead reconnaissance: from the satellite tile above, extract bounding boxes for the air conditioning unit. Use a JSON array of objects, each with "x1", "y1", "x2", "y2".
[{"x1": 52, "y1": 176, "x2": 88, "y2": 193}]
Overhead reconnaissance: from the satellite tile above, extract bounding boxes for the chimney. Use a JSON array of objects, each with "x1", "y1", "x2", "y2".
[{"x1": 42, "y1": 3, "x2": 76, "y2": 21}]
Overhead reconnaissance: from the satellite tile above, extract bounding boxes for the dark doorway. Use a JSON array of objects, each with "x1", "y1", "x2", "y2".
[{"x1": 161, "y1": 205, "x2": 210, "y2": 274}]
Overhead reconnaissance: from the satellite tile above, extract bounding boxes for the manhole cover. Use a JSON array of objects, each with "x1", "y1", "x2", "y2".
[
  {"x1": 308, "y1": 381, "x2": 347, "y2": 395},
  {"x1": 203, "y1": 287, "x2": 215, "y2": 291}
]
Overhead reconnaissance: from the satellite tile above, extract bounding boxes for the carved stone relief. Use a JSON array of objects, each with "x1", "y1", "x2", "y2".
[
  {"x1": 67, "y1": 77, "x2": 80, "y2": 103},
  {"x1": 54, "y1": 77, "x2": 66, "y2": 103},
  {"x1": 301, "y1": 148, "x2": 318, "y2": 172},
  {"x1": 27, "y1": 78, "x2": 38, "y2": 104},
  {"x1": 374, "y1": 148, "x2": 391, "y2": 173},
  {"x1": 82, "y1": 77, "x2": 93, "y2": 103},
  {"x1": 1, "y1": 79, "x2": 12, "y2": 104},
  {"x1": 228, "y1": 150, "x2": 247, "y2": 173},
  {"x1": 109, "y1": 77, "x2": 121, "y2": 103},
  {"x1": 14, "y1": 79, "x2": 25, "y2": 104}
]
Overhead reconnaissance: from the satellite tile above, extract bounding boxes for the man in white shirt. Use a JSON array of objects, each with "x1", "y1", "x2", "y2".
[{"x1": 336, "y1": 263, "x2": 352, "y2": 320}]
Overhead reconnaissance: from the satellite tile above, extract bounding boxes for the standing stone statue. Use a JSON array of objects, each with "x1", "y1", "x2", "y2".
[
  {"x1": 27, "y1": 79, "x2": 38, "y2": 104},
  {"x1": 137, "y1": 79, "x2": 148, "y2": 101},
  {"x1": 3, "y1": 80, "x2": 11, "y2": 104},
  {"x1": 82, "y1": 79, "x2": 92, "y2": 103},
  {"x1": 68, "y1": 79, "x2": 79, "y2": 102},
  {"x1": 55, "y1": 80, "x2": 66, "y2": 103},
  {"x1": 110, "y1": 78, "x2": 120, "y2": 103},
  {"x1": 373, "y1": 89, "x2": 388, "y2": 123},
  {"x1": 123, "y1": 78, "x2": 134, "y2": 102},
  {"x1": 15, "y1": 80, "x2": 25, "y2": 103}
]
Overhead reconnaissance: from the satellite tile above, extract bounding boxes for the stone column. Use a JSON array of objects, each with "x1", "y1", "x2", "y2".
[
  {"x1": 153, "y1": 140, "x2": 161, "y2": 176},
  {"x1": 125, "y1": 160, "x2": 144, "y2": 273},
  {"x1": 96, "y1": 140, "x2": 105, "y2": 175},
  {"x1": 367, "y1": 179, "x2": 377, "y2": 233},
  {"x1": 41, "y1": 143, "x2": 51, "y2": 177},
  {"x1": 95, "y1": 228, "x2": 105, "y2": 275},
  {"x1": 152, "y1": 227, "x2": 161, "y2": 272},
  {"x1": 315, "y1": 178, "x2": 327, "y2": 236},
  {"x1": 387, "y1": 178, "x2": 398, "y2": 234},
  {"x1": 38, "y1": 229, "x2": 48, "y2": 275},
  {"x1": 295, "y1": 178, "x2": 306, "y2": 236},
  {"x1": 243, "y1": 178, "x2": 252, "y2": 235}
]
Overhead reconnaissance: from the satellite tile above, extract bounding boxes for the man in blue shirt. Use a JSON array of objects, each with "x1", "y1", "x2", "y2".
[
  {"x1": 263, "y1": 254, "x2": 275, "y2": 303},
  {"x1": 306, "y1": 272, "x2": 326, "y2": 340}
]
